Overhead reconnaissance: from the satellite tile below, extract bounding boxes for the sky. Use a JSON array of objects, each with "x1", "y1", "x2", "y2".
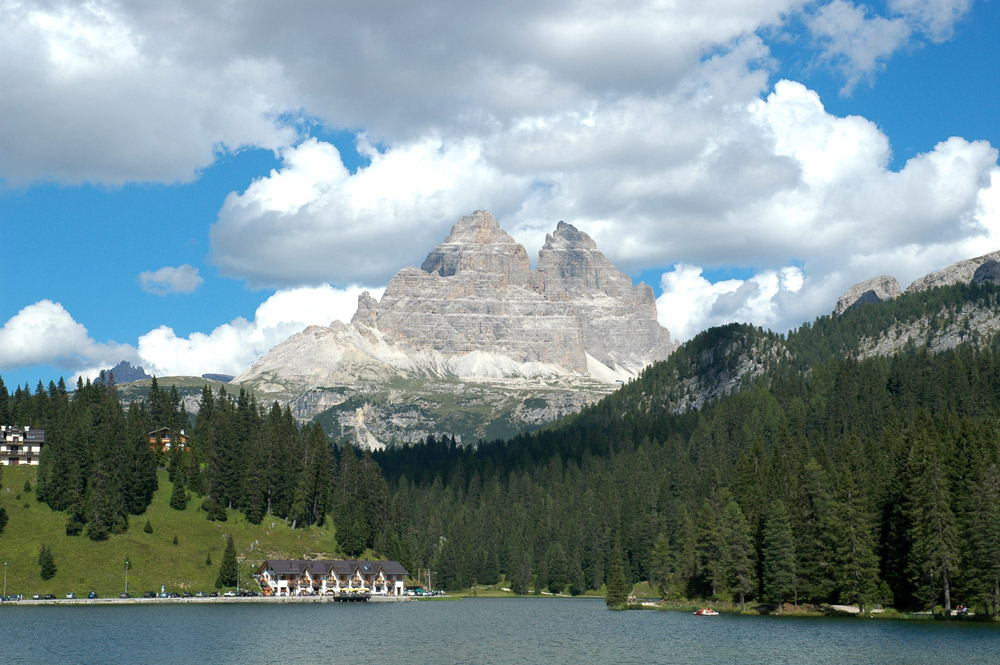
[{"x1": 2, "y1": 0, "x2": 999, "y2": 391}]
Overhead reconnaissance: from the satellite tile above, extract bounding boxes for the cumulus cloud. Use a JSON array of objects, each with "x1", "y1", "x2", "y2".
[
  {"x1": 0, "y1": 300, "x2": 136, "y2": 371},
  {"x1": 139, "y1": 264, "x2": 204, "y2": 295},
  {"x1": 210, "y1": 136, "x2": 524, "y2": 286},
  {"x1": 656, "y1": 265, "x2": 805, "y2": 341},
  {"x1": 134, "y1": 284, "x2": 383, "y2": 378},
  {"x1": 1, "y1": 286, "x2": 383, "y2": 381}
]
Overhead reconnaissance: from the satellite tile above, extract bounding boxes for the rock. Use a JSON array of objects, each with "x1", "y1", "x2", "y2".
[
  {"x1": 906, "y1": 250, "x2": 1000, "y2": 293},
  {"x1": 234, "y1": 210, "x2": 677, "y2": 447},
  {"x1": 973, "y1": 259, "x2": 1000, "y2": 285},
  {"x1": 834, "y1": 276, "x2": 902, "y2": 316}
]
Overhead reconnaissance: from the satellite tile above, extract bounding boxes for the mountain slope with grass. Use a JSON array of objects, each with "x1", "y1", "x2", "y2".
[{"x1": 0, "y1": 467, "x2": 340, "y2": 598}]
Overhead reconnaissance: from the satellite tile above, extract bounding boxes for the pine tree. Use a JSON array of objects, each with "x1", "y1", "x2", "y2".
[
  {"x1": 173, "y1": 534, "x2": 179, "y2": 545},
  {"x1": 720, "y1": 499, "x2": 755, "y2": 611},
  {"x1": 216, "y1": 535, "x2": 238, "y2": 588},
  {"x1": 762, "y1": 500, "x2": 796, "y2": 612},
  {"x1": 38, "y1": 544, "x2": 57, "y2": 580},
  {"x1": 829, "y1": 467, "x2": 880, "y2": 612},
  {"x1": 143, "y1": 519, "x2": 153, "y2": 534},
  {"x1": 649, "y1": 533, "x2": 673, "y2": 599},
  {"x1": 605, "y1": 544, "x2": 630, "y2": 608},
  {"x1": 964, "y1": 464, "x2": 1000, "y2": 617},
  {"x1": 169, "y1": 478, "x2": 189, "y2": 511},
  {"x1": 906, "y1": 421, "x2": 959, "y2": 616}
]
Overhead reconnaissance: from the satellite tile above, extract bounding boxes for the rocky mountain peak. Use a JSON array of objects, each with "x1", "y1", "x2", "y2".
[
  {"x1": 539, "y1": 220, "x2": 636, "y2": 299},
  {"x1": 543, "y1": 221, "x2": 598, "y2": 252},
  {"x1": 235, "y1": 210, "x2": 677, "y2": 447},
  {"x1": 834, "y1": 275, "x2": 902, "y2": 315},
  {"x1": 419, "y1": 210, "x2": 530, "y2": 282},
  {"x1": 906, "y1": 250, "x2": 1000, "y2": 293}
]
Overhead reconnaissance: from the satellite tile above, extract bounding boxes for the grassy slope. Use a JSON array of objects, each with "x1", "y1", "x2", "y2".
[{"x1": 0, "y1": 467, "x2": 340, "y2": 598}]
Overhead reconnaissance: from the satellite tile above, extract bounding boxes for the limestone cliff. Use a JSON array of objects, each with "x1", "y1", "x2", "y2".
[
  {"x1": 834, "y1": 276, "x2": 902, "y2": 315},
  {"x1": 235, "y1": 210, "x2": 676, "y2": 447}
]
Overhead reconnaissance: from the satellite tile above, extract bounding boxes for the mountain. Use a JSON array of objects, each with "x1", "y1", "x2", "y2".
[
  {"x1": 235, "y1": 210, "x2": 676, "y2": 448},
  {"x1": 373, "y1": 249, "x2": 1000, "y2": 607},
  {"x1": 97, "y1": 361, "x2": 150, "y2": 384}
]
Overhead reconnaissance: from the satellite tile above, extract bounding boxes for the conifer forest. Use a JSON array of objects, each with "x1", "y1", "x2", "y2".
[{"x1": 4, "y1": 282, "x2": 1000, "y2": 617}]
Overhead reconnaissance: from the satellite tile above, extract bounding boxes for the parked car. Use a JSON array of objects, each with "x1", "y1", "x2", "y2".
[
  {"x1": 120, "y1": 593, "x2": 132, "y2": 598},
  {"x1": 209, "y1": 591, "x2": 219, "y2": 597},
  {"x1": 143, "y1": 591, "x2": 156, "y2": 598},
  {"x1": 182, "y1": 591, "x2": 193, "y2": 598},
  {"x1": 44, "y1": 594, "x2": 55, "y2": 600},
  {"x1": 32, "y1": 594, "x2": 41, "y2": 600},
  {"x1": 88, "y1": 591, "x2": 98, "y2": 599},
  {"x1": 195, "y1": 591, "x2": 206, "y2": 597},
  {"x1": 66, "y1": 592, "x2": 76, "y2": 599}
]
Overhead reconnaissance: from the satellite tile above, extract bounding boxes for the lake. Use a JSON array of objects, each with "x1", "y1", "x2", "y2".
[{"x1": 2, "y1": 598, "x2": 997, "y2": 664}]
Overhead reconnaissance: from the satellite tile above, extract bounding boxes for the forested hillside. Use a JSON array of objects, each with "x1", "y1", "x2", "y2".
[
  {"x1": 3, "y1": 282, "x2": 1000, "y2": 617},
  {"x1": 375, "y1": 283, "x2": 1000, "y2": 616}
]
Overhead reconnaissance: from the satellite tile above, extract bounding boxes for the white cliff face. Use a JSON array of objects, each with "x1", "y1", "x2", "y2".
[
  {"x1": 234, "y1": 210, "x2": 676, "y2": 446},
  {"x1": 238, "y1": 210, "x2": 674, "y2": 390},
  {"x1": 834, "y1": 275, "x2": 902, "y2": 315},
  {"x1": 906, "y1": 251, "x2": 1000, "y2": 293}
]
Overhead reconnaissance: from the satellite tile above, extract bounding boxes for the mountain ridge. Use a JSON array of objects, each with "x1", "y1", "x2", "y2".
[{"x1": 235, "y1": 210, "x2": 675, "y2": 448}]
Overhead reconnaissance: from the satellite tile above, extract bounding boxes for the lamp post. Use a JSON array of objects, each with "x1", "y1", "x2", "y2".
[
  {"x1": 125, "y1": 560, "x2": 129, "y2": 596},
  {"x1": 4, "y1": 561, "x2": 7, "y2": 600},
  {"x1": 237, "y1": 558, "x2": 240, "y2": 594}
]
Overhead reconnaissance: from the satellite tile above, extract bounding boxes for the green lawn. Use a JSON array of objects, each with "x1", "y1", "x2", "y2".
[{"x1": 0, "y1": 467, "x2": 341, "y2": 598}]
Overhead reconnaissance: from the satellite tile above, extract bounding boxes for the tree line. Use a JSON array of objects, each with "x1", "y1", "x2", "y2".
[{"x1": 375, "y1": 343, "x2": 1000, "y2": 617}]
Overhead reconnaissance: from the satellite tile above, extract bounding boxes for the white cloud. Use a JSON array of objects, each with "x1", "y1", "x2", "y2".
[
  {"x1": 0, "y1": 0, "x2": 805, "y2": 185},
  {"x1": 210, "y1": 136, "x2": 524, "y2": 287},
  {"x1": 0, "y1": 286, "x2": 383, "y2": 381},
  {"x1": 656, "y1": 264, "x2": 804, "y2": 341},
  {"x1": 0, "y1": 300, "x2": 135, "y2": 371},
  {"x1": 139, "y1": 264, "x2": 204, "y2": 295},
  {"x1": 807, "y1": 0, "x2": 974, "y2": 94},
  {"x1": 135, "y1": 285, "x2": 383, "y2": 378}
]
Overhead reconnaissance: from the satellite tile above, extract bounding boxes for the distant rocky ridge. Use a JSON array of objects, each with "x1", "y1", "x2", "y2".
[
  {"x1": 830, "y1": 249, "x2": 1000, "y2": 361},
  {"x1": 235, "y1": 210, "x2": 676, "y2": 448},
  {"x1": 835, "y1": 251, "x2": 1000, "y2": 314},
  {"x1": 98, "y1": 361, "x2": 151, "y2": 384}
]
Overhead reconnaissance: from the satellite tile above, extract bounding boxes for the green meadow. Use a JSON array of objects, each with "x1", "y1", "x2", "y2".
[{"x1": 0, "y1": 466, "x2": 341, "y2": 598}]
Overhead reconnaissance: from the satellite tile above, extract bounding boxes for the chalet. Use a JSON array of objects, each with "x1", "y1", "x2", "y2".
[
  {"x1": 148, "y1": 427, "x2": 188, "y2": 453},
  {"x1": 254, "y1": 559, "x2": 408, "y2": 597},
  {"x1": 0, "y1": 426, "x2": 45, "y2": 466}
]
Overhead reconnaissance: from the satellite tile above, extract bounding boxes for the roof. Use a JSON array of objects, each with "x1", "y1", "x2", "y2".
[{"x1": 259, "y1": 559, "x2": 409, "y2": 578}]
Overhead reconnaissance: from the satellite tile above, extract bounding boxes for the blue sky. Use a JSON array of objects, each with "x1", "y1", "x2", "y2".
[{"x1": 2, "y1": 0, "x2": 999, "y2": 391}]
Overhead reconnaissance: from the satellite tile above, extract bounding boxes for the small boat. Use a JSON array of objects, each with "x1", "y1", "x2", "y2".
[{"x1": 693, "y1": 608, "x2": 719, "y2": 616}]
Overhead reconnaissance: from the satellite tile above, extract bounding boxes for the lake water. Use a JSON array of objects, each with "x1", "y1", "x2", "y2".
[{"x1": 2, "y1": 598, "x2": 997, "y2": 664}]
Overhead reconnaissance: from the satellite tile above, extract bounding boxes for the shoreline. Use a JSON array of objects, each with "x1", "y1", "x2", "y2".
[{"x1": 1, "y1": 594, "x2": 412, "y2": 607}]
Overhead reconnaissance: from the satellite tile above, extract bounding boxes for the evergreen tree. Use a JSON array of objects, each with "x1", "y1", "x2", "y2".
[
  {"x1": 829, "y1": 467, "x2": 881, "y2": 612},
  {"x1": 216, "y1": 535, "x2": 238, "y2": 588},
  {"x1": 762, "y1": 500, "x2": 796, "y2": 612},
  {"x1": 169, "y1": 478, "x2": 189, "y2": 511},
  {"x1": 720, "y1": 499, "x2": 755, "y2": 611},
  {"x1": 906, "y1": 421, "x2": 959, "y2": 616},
  {"x1": 143, "y1": 519, "x2": 153, "y2": 534},
  {"x1": 649, "y1": 533, "x2": 673, "y2": 599},
  {"x1": 605, "y1": 544, "x2": 630, "y2": 608},
  {"x1": 38, "y1": 544, "x2": 57, "y2": 580},
  {"x1": 964, "y1": 464, "x2": 1000, "y2": 617}
]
